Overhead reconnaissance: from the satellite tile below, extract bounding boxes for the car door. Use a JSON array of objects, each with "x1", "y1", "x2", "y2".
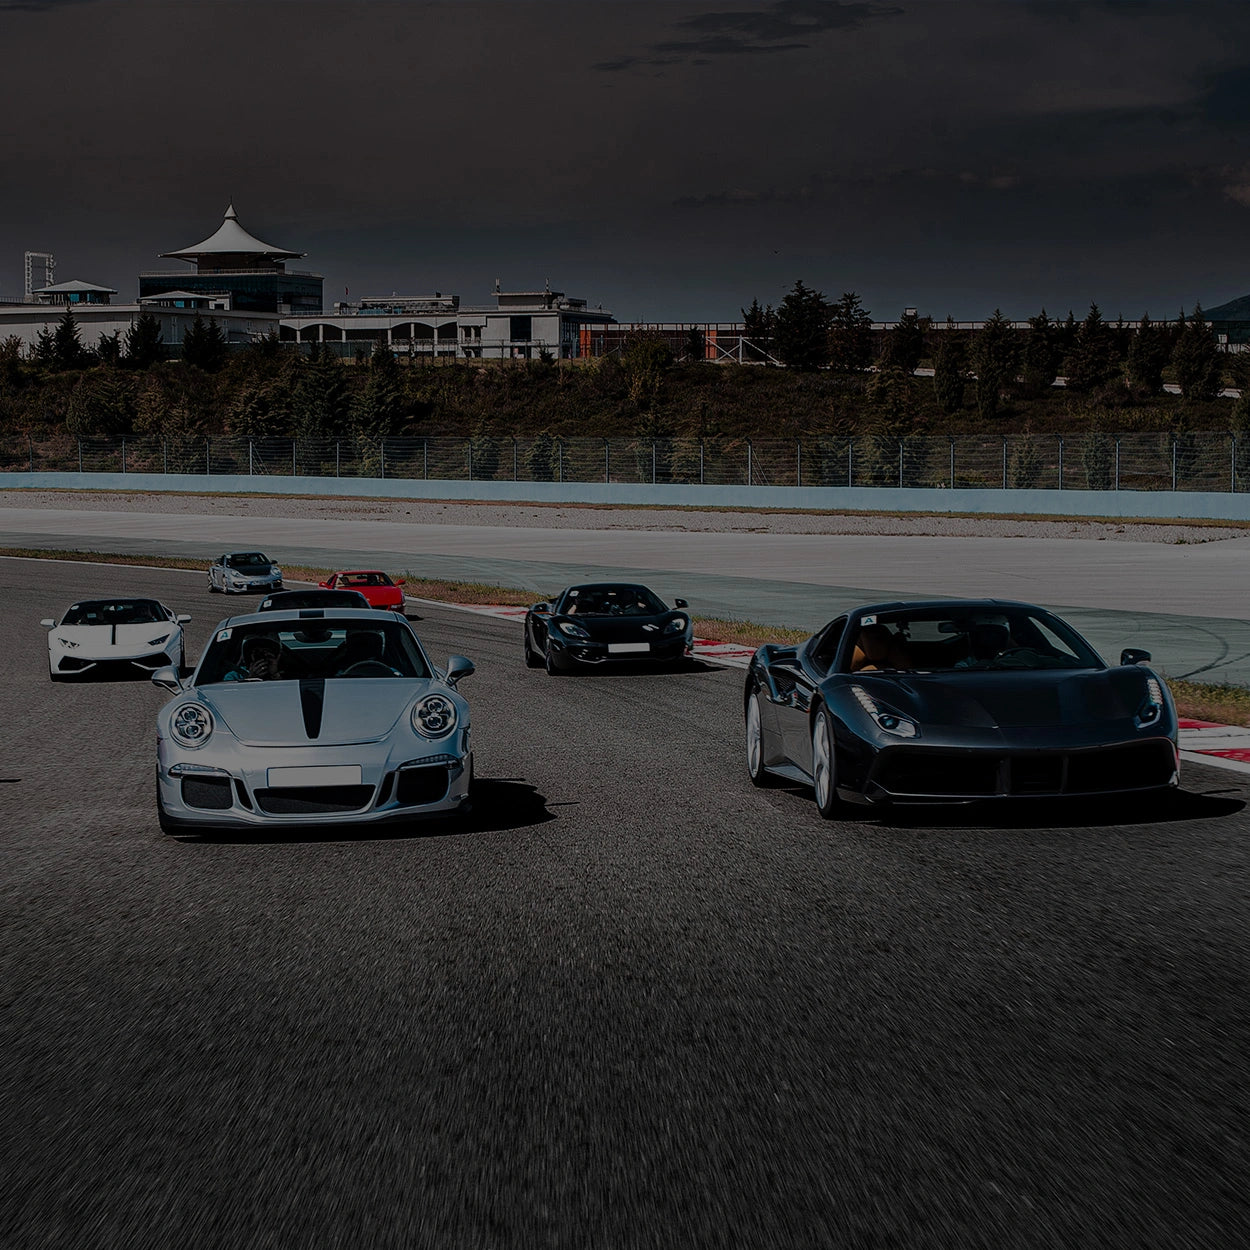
[
  {"x1": 774, "y1": 618, "x2": 846, "y2": 773},
  {"x1": 528, "y1": 599, "x2": 556, "y2": 651}
]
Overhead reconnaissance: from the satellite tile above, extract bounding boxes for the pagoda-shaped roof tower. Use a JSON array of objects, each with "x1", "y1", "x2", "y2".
[{"x1": 160, "y1": 204, "x2": 304, "y2": 274}]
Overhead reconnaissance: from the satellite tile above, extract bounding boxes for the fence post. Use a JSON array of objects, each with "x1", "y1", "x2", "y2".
[
  {"x1": 121, "y1": 439, "x2": 126, "y2": 475},
  {"x1": 513, "y1": 438, "x2": 518, "y2": 481},
  {"x1": 558, "y1": 440, "x2": 564, "y2": 483},
  {"x1": 1171, "y1": 438, "x2": 1177, "y2": 491},
  {"x1": 1115, "y1": 439, "x2": 1121, "y2": 491},
  {"x1": 28, "y1": 435, "x2": 33, "y2": 474},
  {"x1": 249, "y1": 440, "x2": 254, "y2": 476},
  {"x1": 423, "y1": 439, "x2": 428, "y2": 480},
  {"x1": 78, "y1": 439, "x2": 82, "y2": 474},
  {"x1": 652, "y1": 440, "x2": 657, "y2": 484},
  {"x1": 898, "y1": 439, "x2": 904, "y2": 489},
  {"x1": 468, "y1": 439, "x2": 473, "y2": 481},
  {"x1": 699, "y1": 441, "x2": 704, "y2": 485},
  {"x1": 206, "y1": 438, "x2": 210, "y2": 477},
  {"x1": 381, "y1": 439, "x2": 386, "y2": 479},
  {"x1": 605, "y1": 438, "x2": 610, "y2": 484},
  {"x1": 1057, "y1": 437, "x2": 1063, "y2": 489},
  {"x1": 847, "y1": 440, "x2": 853, "y2": 487},
  {"x1": 951, "y1": 438, "x2": 956, "y2": 490},
  {"x1": 1232, "y1": 435, "x2": 1237, "y2": 493},
  {"x1": 747, "y1": 440, "x2": 753, "y2": 486},
  {"x1": 163, "y1": 440, "x2": 167, "y2": 475},
  {"x1": 292, "y1": 439, "x2": 297, "y2": 477},
  {"x1": 796, "y1": 439, "x2": 802, "y2": 488},
  {"x1": 1001, "y1": 438, "x2": 1007, "y2": 489}
]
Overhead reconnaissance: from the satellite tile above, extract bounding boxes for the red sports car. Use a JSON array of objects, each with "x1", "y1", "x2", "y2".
[{"x1": 319, "y1": 570, "x2": 407, "y2": 612}]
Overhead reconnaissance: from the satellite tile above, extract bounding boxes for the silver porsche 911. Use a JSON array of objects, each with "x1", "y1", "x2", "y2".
[{"x1": 153, "y1": 608, "x2": 474, "y2": 834}]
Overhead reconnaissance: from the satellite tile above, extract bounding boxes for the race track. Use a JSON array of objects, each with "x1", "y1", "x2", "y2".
[{"x1": 3, "y1": 559, "x2": 1250, "y2": 1248}]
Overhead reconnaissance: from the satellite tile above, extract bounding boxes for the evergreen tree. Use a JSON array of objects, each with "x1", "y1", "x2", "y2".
[
  {"x1": 351, "y1": 342, "x2": 403, "y2": 440},
  {"x1": 828, "y1": 291, "x2": 873, "y2": 373},
  {"x1": 65, "y1": 368, "x2": 134, "y2": 437},
  {"x1": 879, "y1": 309, "x2": 925, "y2": 374},
  {"x1": 740, "y1": 299, "x2": 775, "y2": 362},
  {"x1": 684, "y1": 326, "x2": 706, "y2": 363},
  {"x1": 292, "y1": 352, "x2": 348, "y2": 439},
  {"x1": 1080, "y1": 413, "x2": 1114, "y2": 489},
  {"x1": 1065, "y1": 303, "x2": 1115, "y2": 393},
  {"x1": 31, "y1": 327, "x2": 56, "y2": 367},
  {"x1": 969, "y1": 310, "x2": 1017, "y2": 420},
  {"x1": 1009, "y1": 426, "x2": 1044, "y2": 488},
  {"x1": 123, "y1": 313, "x2": 164, "y2": 369},
  {"x1": 1126, "y1": 312, "x2": 1167, "y2": 394},
  {"x1": 1171, "y1": 304, "x2": 1222, "y2": 401},
  {"x1": 95, "y1": 330, "x2": 122, "y2": 366},
  {"x1": 1019, "y1": 309, "x2": 1061, "y2": 395},
  {"x1": 1231, "y1": 387, "x2": 1250, "y2": 491},
  {"x1": 468, "y1": 423, "x2": 501, "y2": 479},
  {"x1": 932, "y1": 334, "x2": 967, "y2": 415},
  {"x1": 773, "y1": 280, "x2": 832, "y2": 371},
  {"x1": 52, "y1": 308, "x2": 86, "y2": 371},
  {"x1": 183, "y1": 316, "x2": 228, "y2": 373},
  {"x1": 525, "y1": 430, "x2": 556, "y2": 481}
]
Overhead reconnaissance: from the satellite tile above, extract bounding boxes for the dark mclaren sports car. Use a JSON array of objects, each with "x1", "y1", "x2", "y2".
[
  {"x1": 524, "y1": 582, "x2": 693, "y2": 674},
  {"x1": 744, "y1": 599, "x2": 1179, "y2": 817}
]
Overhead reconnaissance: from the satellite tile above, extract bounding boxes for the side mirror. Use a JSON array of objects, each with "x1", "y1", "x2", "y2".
[
  {"x1": 176, "y1": 614, "x2": 192, "y2": 624},
  {"x1": 151, "y1": 666, "x2": 185, "y2": 693},
  {"x1": 40, "y1": 619, "x2": 56, "y2": 628},
  {"x1": 395, "y1": 578, "x2": 406, "y2": 587},
  {"x1": 675, "y1": 598, "x2": 688, "y2": 609},
  {"x1": 1120, "y1": 648, "x2": 1152, "y2": 667},
  {"x1": 445, "y1": 655, "x2": 475, "y2": 687},
  {"x1": 318, "y1": 580, "x2": 331, "y2": 589},
  {"x1": 532, "y1": 602, "x2": 551, "y2": 614}
]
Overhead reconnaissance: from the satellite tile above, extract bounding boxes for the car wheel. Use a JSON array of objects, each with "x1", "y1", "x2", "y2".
[
  {"x1": 208, "y1": 576, "x2": 219, "y2": 594},
  {"x1": 545, "y1": 643, "x2": 566, "y2": 676},
  {"x1": 745, "y1": 689, "x2": 778, "y2": 787},
  {"x1": 524, "y1": 628, "x2": 543, "y2": 668},
  {"x1": 811, "y1": 706, "x2": 844, "y2": 819}
]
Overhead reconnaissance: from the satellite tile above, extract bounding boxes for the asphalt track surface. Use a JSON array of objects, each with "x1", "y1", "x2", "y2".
[
  {"x1": 4, "y1": 559, "x2": 1250, "y2": 1249},
  {"x1": 5, "y1": 506, "x2": 1250, "y2": 684}
]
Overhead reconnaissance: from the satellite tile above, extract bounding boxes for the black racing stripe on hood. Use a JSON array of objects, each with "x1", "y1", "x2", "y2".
[{"x1": 299, "y1": 678, "x2": 325, "y2": 740}]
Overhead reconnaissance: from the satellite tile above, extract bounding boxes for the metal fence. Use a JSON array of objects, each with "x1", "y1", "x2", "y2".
[{"x1": 3, "y1": 433, "x2": 1249, "y2": 492}]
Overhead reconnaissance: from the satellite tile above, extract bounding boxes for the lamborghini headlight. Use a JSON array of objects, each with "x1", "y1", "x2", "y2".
[
  {"x1": 170, "y1": 703, "x2": 214, "y2": 748},
  {"x1": 851, "y1": 684, "x2": 919, "y2": 738},
  {"x1": 664, "y1": 616, "x2": 689, "y2": 635},
  {"x1": 412, "y1": 694, "x2": 458, "y2": 738},
  {"x1": 559, "y1": 621, "x2": 591, "y2": 639},
  {"x1": 59, "y1": 637, "x2": 79, "y2": 649},
  {"x1": 148, "y1": 633, "x2": 173, "y2": 647}
]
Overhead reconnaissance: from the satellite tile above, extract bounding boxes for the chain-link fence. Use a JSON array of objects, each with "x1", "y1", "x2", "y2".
[{"x1": 2, "y1": 433, "x2": 1249, "y2": 492}]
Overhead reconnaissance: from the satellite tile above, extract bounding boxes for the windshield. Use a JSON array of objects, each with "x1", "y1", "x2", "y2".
[
  {"x1": 842, "y1": 607, "x2": 1103, "y2": 674},
  {"x1": 260, "y1": 590, "x2": 369, "y2": 611},
  {"x1": 338, "y1": 572, "x2": 392, "y2": 587},
  {"x1": 62, "y1": 599, "x2": 168, "y2": 626},
  {"x1": 227, "y1": 553, "x2": 272, "y2": 569},
  {"x1": 560, "y1": 585, "x2": 668, "y2": 617},
  {"x1": 195, "y1": 619, "x2": 430, "y2": 685}
]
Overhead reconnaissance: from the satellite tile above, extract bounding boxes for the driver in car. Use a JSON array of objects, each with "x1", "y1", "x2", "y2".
[{"x1": 223, "y1": 635, "x2": 285, "y2": 681}]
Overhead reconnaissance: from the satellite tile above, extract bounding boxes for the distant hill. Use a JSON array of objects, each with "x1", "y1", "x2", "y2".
[{"x1": 1204, "y1": 294, "x2": 1250, "y2": 321}]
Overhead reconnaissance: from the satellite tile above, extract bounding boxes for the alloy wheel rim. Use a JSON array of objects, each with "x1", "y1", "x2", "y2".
[
  {"x1": 813, "y1": 717, "x2": 831, "y2": 807},
  {"x1": 746, "y1": 695, "x2": 762, "y2": 775}
]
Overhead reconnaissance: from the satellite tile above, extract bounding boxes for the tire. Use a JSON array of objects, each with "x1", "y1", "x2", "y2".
[
  {"x1": 811, "y1": 706, "x2": 844, "y2": 819},
  {"x1": 745, "y1": 689, "x2": 777, "y2": 787},
  {"x1": 208, "y1": 576, "x2": 219, "y2": 594},
  {"x1": 523, "y1": 627, "x2": 543, "y2": 668},
  {"x1": 545, "y1": 643, "x2": 566, "y2": 676}
]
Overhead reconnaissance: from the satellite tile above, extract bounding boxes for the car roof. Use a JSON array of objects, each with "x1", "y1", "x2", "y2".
[
  {"x1": 562, "y1": 581, "x2": 656, "y2": 593},
  {"x1": 848, "y1": 598, "x2": 1040, "y2": 616},
  {"x1": 334, "y1": 569, "x2": 385, "y2": 575}
]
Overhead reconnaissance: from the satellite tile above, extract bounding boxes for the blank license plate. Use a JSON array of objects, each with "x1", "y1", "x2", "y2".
[
  {"x1": 267, "y1": 765, "x2": 362, "y2": 788},
  {"x1": 608, "y1": 642, "x2": 650, "y2": 654}
]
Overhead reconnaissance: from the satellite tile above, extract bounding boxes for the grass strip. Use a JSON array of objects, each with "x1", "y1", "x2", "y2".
[{"x1": 6, "y1": 545, "x2": 1246, "y2": 723}]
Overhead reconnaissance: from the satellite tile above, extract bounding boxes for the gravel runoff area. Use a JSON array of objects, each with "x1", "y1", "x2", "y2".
[{"x1": 3, "y1": 488, "x2": 1249, "y2": 543}]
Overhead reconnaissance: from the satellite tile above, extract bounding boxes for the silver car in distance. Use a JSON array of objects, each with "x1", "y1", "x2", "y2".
[{"x1": 153, "y1": 608, "x2": 474, "y2": 834}]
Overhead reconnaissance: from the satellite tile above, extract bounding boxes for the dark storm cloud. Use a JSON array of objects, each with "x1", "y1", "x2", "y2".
[{"x1": 595, "y1": 0, "x2": 901, "y2": 70}]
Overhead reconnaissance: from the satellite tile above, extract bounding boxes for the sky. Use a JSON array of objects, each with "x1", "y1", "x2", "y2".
[{"x1": 2, "y1": 0, "x2": 1249, "y2": 323}]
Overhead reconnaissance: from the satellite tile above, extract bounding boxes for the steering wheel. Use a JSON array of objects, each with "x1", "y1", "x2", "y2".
[{"x1": 341, "y1": 660, "x2": 400, "y2": 677}]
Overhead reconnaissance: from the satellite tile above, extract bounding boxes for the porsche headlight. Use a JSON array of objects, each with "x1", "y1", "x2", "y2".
[
  {"x1": 664, "y1": 616, "x2": 689, "y2": 635},
  {"x1": 170, "y1": 703, "x2": 214, "y2": 748},
  {"x1": 412, "y1": 694, "x2": 458, "y2": 738},
  {"x1": 1136, "y1": 676, "x2": 1165, "y2": 728},
  {"x1": 851, "y1": 684, "x2": 919, "y2": 738},
  {"x1": 559, "y1": 621, "x2": 590, "y2": 639}
]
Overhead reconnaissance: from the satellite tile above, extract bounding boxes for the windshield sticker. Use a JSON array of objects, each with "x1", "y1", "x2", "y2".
[
  {"x1": 860, "y1": 614, "x2": 877, "y2": 626},
  {"x1": 216, "y1": 628, "x2": 232, "y2": 642}
]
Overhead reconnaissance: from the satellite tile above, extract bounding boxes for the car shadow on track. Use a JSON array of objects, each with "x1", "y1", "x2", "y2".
[
  {"x1": 553, "y1": 658, "x2": 727, "y2": 677},
  {"x1": 169, "y1": 777, "x2": 555, "y2": 845}
]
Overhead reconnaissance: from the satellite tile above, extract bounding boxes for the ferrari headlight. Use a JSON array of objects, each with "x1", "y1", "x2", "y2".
[
  {"x1": 559, "y1": 621, "x2": 590, "y2": 639},
  {"x1": 664, "y1": 616, "x2": 688, "y2": 635},
  {"x1": 1136, "y1": 676, "x2": 1165, "y2": 728},
  {"x1": 851, "y1": 684, "x2": 919, "y2": 738},
  {"x1": 170, "y1": 703, "x2": 214, "y2": 748},
  {"x1": 412, "y1": 694, "x2": 458, "y2": 739}
]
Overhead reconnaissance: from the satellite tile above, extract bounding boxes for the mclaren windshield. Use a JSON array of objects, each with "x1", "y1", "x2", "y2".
[
  {"x1": 196, "y1": 619, "x2": 430, "y2": 685},
  {"x1": 558, "y1": 585, "x2": 669, "y2": 617},
  {"x1": 843, "y1": 606, "x2": 1104, "y2": 674}
]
